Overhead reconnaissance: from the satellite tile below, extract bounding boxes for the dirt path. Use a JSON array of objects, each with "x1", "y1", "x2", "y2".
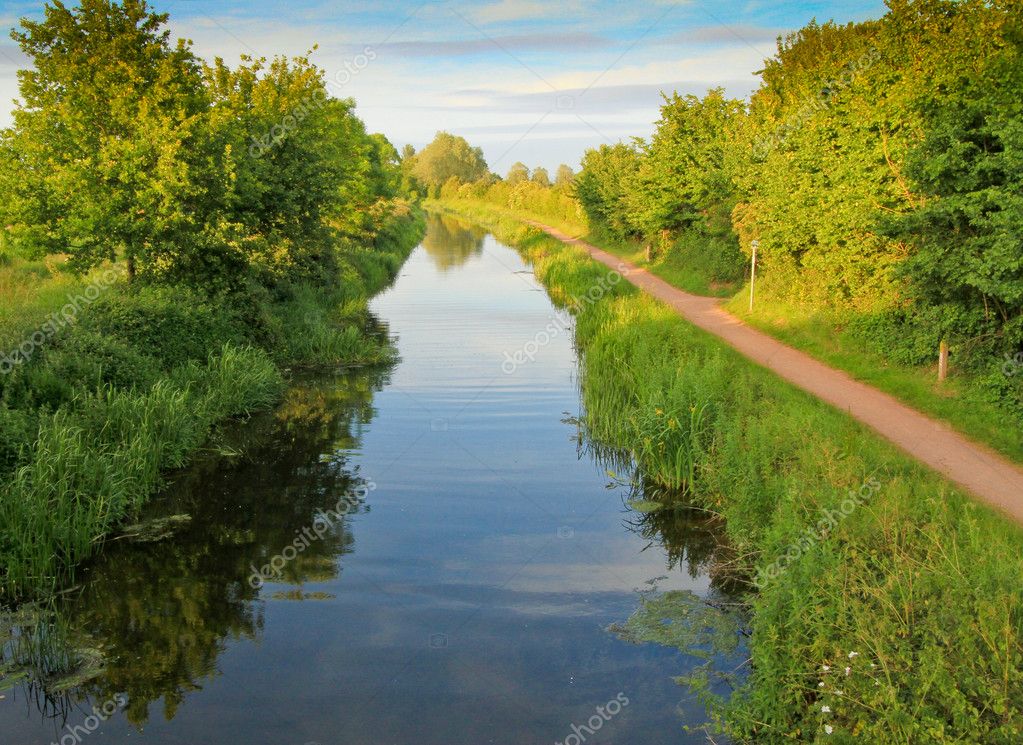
[{"x1": 528, "y1": 220, "x2": 1023, "y2": 526}]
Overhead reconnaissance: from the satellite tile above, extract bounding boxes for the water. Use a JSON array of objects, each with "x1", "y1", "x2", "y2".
[{"x1": 1, "y1": 213, "x2": 740, "y2": 745}]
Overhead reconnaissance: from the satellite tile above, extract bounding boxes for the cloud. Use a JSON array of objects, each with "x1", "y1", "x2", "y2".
[
  {"x1": 449, "y1": 119, "x2": 641, "y2": 139},
  {"x1": 464, "y1": 45, "x2": 765, "y2": 99},
  {"x1": 374, "y1": 32, "x2": 610, "y2": 57},
  {"x1": 466, "y1": 0, "x2": 583, "y2": 24},
  {"x1": 659, "y1": 23, "x2": 785, "y2": 47},
  {"x1": 444, "y1": 78, "x2": 753, "y2": 116}
]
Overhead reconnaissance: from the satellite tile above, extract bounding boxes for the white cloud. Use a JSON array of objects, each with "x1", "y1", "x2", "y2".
[
  {"x1": 466, "y1": 0, "x2": 583, "y2": 24},
  {"x1": 495, "y1": 46, "x2": 764, "y2": 95}
]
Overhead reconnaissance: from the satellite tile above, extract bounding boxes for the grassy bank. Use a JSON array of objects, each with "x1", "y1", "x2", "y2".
[
  {"x1": 0, "y1": 203, "x2": 425, "y2": 601},
  {"x1": 434, "y1": 196, "x2": 1023, "y2": 464},
  {"x1": 434, "y1": 201, "x2": 1023, "y2": 743}
]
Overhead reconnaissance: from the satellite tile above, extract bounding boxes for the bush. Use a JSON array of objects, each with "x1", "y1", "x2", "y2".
[
  {"x1": 667, "y1": 229, "x2": 745, "y2": 285},
  {"x1": 43, "y1": 330, "x2": 162, "y2": 392},
  {"x1": 80, "y1": 286, "x2": 243, "y2": 369},
  {"x1": 844, "y1": 305, "x2": 957, "y2": 367}
]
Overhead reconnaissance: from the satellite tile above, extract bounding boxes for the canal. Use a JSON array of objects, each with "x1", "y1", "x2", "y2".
[{"x1": 1, "y1": 213, "x2": 740, "y2": 744}]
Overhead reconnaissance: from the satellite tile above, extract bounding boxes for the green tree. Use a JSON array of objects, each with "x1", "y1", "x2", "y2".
[
  {"x1": 886, "y1": 5, "x2": 1023, "y2": 347},
  {"x1": 575, "y1": 143, "x2": 642, "y2": 240},
  {"x1": 632, "y1": 89, "x2": 745, "y2": 239},
  {"x1": 554, "y1": 164, "x2": 575, "y2": 190},
  {"x1": 411, "y1": 131, "x2": 488, "y2": 190},
  {"x1": 8, "y1": 0, "x2": 234, "y2": 282},
  {"x1": 365, "y1": 133, "x2": 402, "y2": 200},
  {"x1": 203, "y1": 51, "x2": 380, "y2": 282},
  {"x1": 398, "y1": 143, "x2": 424, "y2": 200},
  {"x1": 531, "y1": 166, "x2": 551, "y2": 188},
  {"x1": 506, "y1": 161, "x2": 530, "y2": 186}
]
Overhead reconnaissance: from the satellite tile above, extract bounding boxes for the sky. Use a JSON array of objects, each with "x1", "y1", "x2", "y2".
[{"x1": 0, "y1": 0, "x2": 887, "y2": 174}]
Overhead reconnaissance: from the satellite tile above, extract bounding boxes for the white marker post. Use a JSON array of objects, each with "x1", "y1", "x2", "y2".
[{"x1": 749, "y1": 239, "x2": 759, "y2": 312}]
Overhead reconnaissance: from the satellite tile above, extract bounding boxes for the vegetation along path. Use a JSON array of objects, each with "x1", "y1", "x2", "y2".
[{"x1": 527, "y1": 220, "x2": 1023, "y2": 526}]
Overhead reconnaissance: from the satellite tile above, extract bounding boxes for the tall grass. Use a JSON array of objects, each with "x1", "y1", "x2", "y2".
[
  {"x1": 0, "y1": 346, "x2": 282, "y2": 598},
  {"x1": 441, "y1": 202, "x2": 1023, "y2": 743},
  {"x1": 273, "y1": 202, "x2": 425, "y2": 367}
]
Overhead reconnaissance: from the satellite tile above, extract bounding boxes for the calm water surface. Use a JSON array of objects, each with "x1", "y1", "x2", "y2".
[{"x1": 1, "y1": 214, "x2": 738, "y2": 744}]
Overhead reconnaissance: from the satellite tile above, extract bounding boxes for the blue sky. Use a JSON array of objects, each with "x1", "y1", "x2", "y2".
[{"x1": 0, "y1": 0, "x2": 887, "y2": 173}]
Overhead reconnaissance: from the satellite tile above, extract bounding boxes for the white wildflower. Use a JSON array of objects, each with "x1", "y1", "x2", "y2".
[
  {"x1": 844, "y1": 666, "x2": 851, "y2": 676},
  {"x1": 848, "y1": 651, "x2": 859, "y2": 659},
  {"x1": 825, "y1": 724, "x2": 834, "y2": 734},
  {"x1": 821, "y1": 705, "x2": 831, "y2": 713},
  {"x1": 822, "y1": 665, "x2": 831, "y2": 671}
]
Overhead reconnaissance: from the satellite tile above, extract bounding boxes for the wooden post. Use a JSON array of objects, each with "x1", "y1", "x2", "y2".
[
  {"x1": 938, "y1": 338, "x2": 949, "y2": 381},
  {"x1": 748, "y1": 240, "x2": 759, "y2": 312}
]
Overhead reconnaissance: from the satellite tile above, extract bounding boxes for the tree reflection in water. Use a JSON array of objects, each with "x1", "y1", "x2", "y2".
[
  {"x1": 421, "y1": 212, "x2": 487, "y2": 271},
  {"x1": 1, "y1": 366, "x2": 392, "y2": 728},
  {"x1": 573, "y1": 416, "x2": 750, "y2": 715}
]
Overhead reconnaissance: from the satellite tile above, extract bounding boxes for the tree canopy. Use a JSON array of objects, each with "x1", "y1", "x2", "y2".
[
  {"x1": 409, "y1": 131, "x2": 488, "y2": 190},
  {"x1": 1, "y1": 0, "x2": 410, "y2": 290}
]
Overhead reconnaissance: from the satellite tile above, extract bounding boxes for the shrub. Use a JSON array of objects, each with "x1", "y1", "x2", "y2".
[{"x1": 79, "y1": 286, "x2": 243, "y2": 369}]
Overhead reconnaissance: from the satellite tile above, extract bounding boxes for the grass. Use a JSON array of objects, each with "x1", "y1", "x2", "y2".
[
  {"x1": 724, "y1": 296, "x2": 1023, "y2": 461},
  {"x1": 434, "y1": 197, "x2": 1023, "y2": 465},
  {"x1": 439, "y1": 202, "x2": 1023, "y2": 743},
  {"x1": 0, "y1": 256, "x2": 98, "y2": 354}
]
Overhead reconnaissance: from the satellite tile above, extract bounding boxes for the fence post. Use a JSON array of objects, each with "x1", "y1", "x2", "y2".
[{"x1": 749, "y1": 240, "x2": 759, "y2": 312}]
